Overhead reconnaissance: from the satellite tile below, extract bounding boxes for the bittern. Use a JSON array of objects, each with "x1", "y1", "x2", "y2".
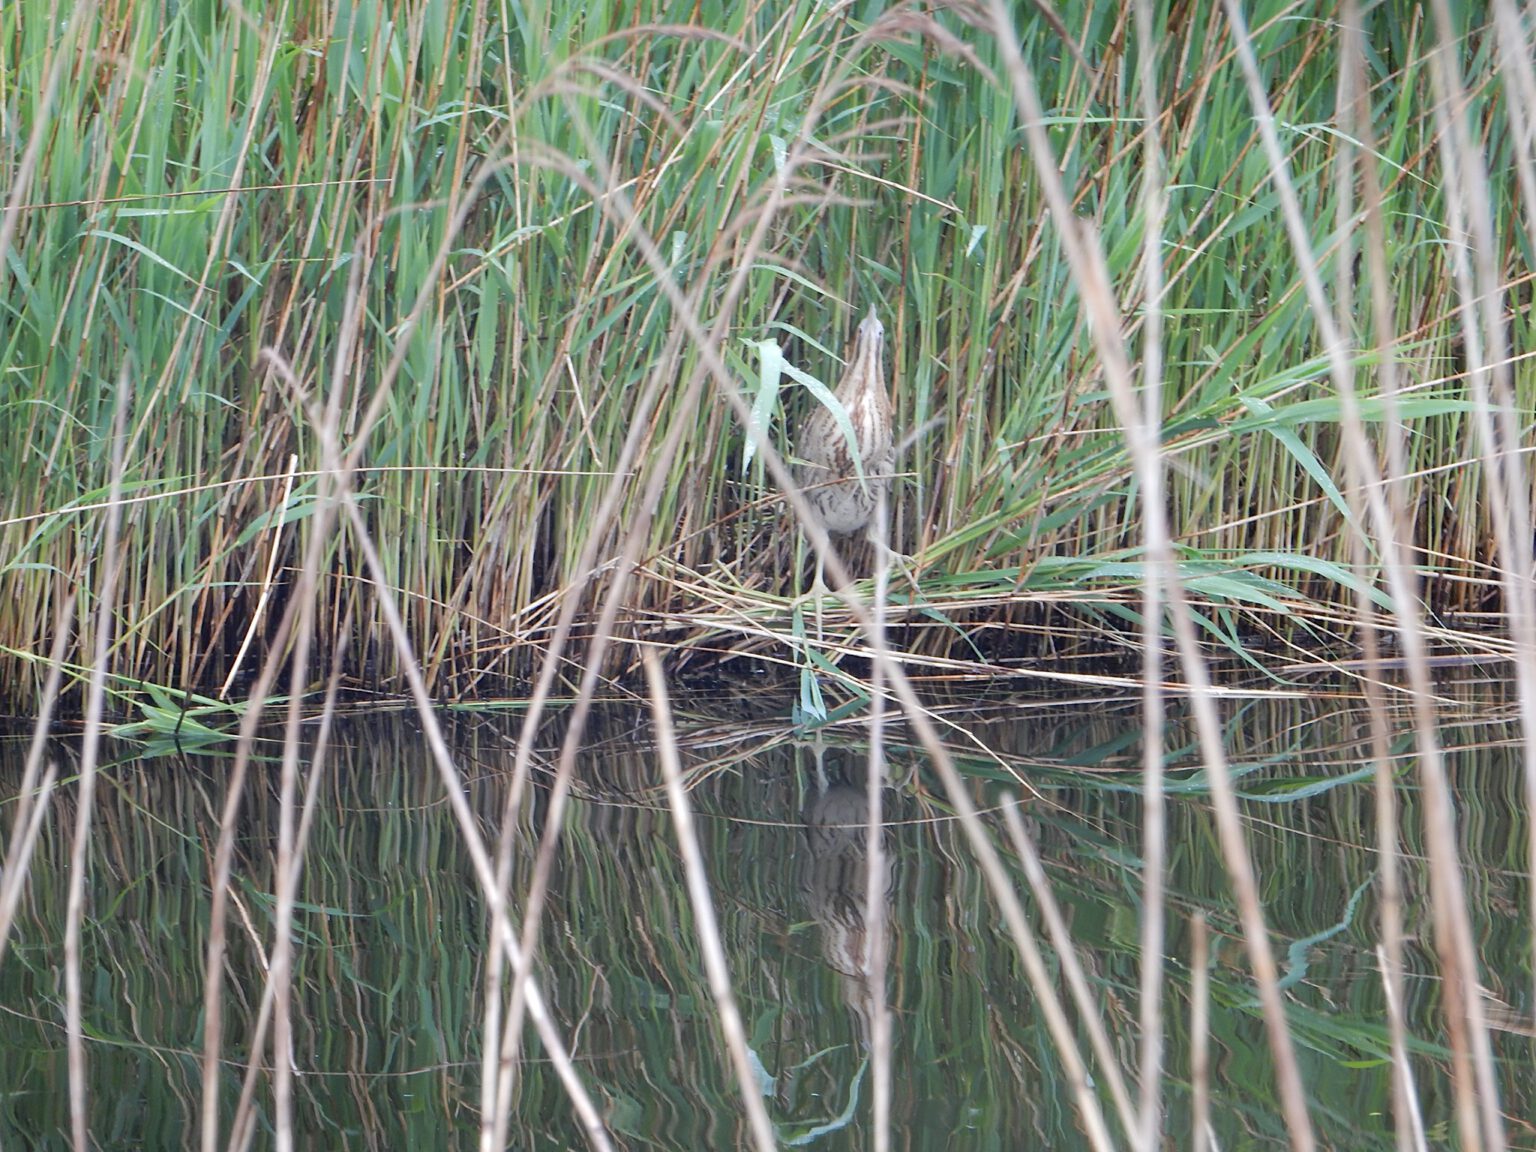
[{"x1": 794, "y1": 306, "x2": 895, "y2": 613}]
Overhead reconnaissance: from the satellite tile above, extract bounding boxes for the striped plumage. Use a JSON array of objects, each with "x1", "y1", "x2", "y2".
[{"x1": 795, "y1": 307, "x2": 894, "y2": 536}]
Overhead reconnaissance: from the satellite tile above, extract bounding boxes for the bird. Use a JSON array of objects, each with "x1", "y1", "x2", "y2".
[{"x1": 794, "y1": 305, "x2": 895, "y2": 611}]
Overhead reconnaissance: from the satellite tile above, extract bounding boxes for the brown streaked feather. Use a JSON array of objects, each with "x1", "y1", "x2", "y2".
[{"x1": 795, "y1": 307, "x2": 895, "y2": 536}]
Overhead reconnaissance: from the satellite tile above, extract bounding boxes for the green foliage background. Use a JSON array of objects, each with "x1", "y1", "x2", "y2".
[{"x1": 0, "y1": 1, "x2": 1526, "y2": 699}]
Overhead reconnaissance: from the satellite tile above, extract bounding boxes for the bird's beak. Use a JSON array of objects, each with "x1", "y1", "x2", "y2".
[{"x1": 858, "y1": 306, "x2": 884, "y2": 346}]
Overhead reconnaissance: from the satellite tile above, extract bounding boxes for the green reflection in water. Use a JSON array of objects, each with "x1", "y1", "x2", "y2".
[{"x1": 0, "y1": 675, "x2": 1531, "y2": 1149}]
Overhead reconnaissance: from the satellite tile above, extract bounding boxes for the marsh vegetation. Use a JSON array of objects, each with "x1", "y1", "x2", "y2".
[{"x1": 2, "y1": 0, "x2": 1533, "y2": 1148}]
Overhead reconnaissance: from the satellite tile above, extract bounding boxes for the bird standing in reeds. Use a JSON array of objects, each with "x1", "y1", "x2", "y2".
[{"x1": 794, "y1": 306, "x2": 895, "y2": 616}]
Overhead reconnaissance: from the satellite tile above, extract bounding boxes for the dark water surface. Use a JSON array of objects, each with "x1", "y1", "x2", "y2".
[{"x1": 1, "y1": 675, "x2": 1532, "y2": 1149}]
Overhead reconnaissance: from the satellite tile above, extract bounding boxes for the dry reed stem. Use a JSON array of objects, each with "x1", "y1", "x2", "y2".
[
  {"x1": 1378, "y1": 943, "x2": 1431, "y2": 1152},
  {"x1": 1424, "y1": 3, "x2": 1533, "y2": 1145},
  {"x1": 1340, "y1": 8, "x2": 1419, "y2": 1149},
  {"x1": 1504, "y1": 0, "x2": 1536, "y2": 1050},
  {"x1": 988, "y1": 0, "x2": 1315, "y2": 1143},
  {"x1": 1191, "y1": 912, "x2": 1210, "y2": 1152},
  {"x1": 0, "y1": 591, "x2": 74, "y2": 966},
  {"x1": 483, "y1": 32, "x2": 888, "y2": 1089},
  {"x1": 1002, "y1": 803, "x2": 1137, "y2": 1134},
  {"x1": 269, "y1": 432, "x2": 342, "y2": 1150},
  {"x1": 536, "y1": 40, "x2": 1133, "y2": 1147},
  {"x1": 258, "y1": 297, "x2": 617, "y2": 1148},
  {"x1": 1223, "y1": 0, "x2": 1510, "y2": 1146},
  {"x1": 867, "y1": 489, "x2": 892, "y2": 1152},
  {"x1": 641, "y1": 648, "x2": 778, "y2": 1152},
  {"x1": 1132, "y1": 1, "x2": 1170, "y2": 1146},
  {"x1": 65, "y1": 370, "x2": 130, "y2": 1152}
]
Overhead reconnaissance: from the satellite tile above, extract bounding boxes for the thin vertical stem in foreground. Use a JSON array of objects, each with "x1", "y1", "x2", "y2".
[
  {"x1": 1340, "y1": 9, "x2": 1420, "y2": 1150},
  {"x1": 1221, "y1": 2, "x2": 1507, "y2": 1148},
  {"x1": 270, "y1": 433, "x2": 343, "y2": 1151},
  {"x1": 866, "y1": 490, "x2": 893, "y2": 1152},
  {"x1": 641, "y1": 649, "x2": 778, "y2": 1152},
  {"x1": 1500, "y1": 0, "x2": 1536, "y2": 1045},
  {"x1": 1424, "y1": 4, "x2": 1531, "y2": 1145},
  {"x1": 984, "y1": 0, "x2": 1313, "y2": 1144},
  {"x1": 1378, "y1": 944, "x2": 1430, "y2": 1152},
  {"x1": 1190, "y1": 913, "x2": 1210, "y2": 1152},
  {"x1": 265, "y1": 320, "x2": 614, "y2": 1149},
  {"x1": 1132, "y1": 1, "x2": 1169, "y2": 1145},
  {"x1": 65, "y1": 371, "x2": 130, "y2": 1152},
  {"x1": 1002, "y1": 805, "x2": 1137, "y2": 1135},
  {"x1": 0, "y1": 591, "x2": 75, "y2": 966}
]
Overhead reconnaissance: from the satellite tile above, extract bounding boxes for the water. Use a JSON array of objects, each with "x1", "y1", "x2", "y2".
[{"x1": 1, "y1": 674, "x2": 1531, "y2": 1148}]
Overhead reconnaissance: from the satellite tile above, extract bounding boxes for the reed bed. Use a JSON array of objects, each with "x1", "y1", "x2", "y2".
[
  {"x1": 2, "y1": 1, "x2": 1529, "y2": 702},
  {"x1": 3, "y1": 1, "x2": 1536, "y2": 1150}
]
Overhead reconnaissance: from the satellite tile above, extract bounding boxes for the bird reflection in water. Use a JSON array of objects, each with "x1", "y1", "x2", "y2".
[{"x1": 798, "y1": 738, "x2": 895, "y2": 1053}]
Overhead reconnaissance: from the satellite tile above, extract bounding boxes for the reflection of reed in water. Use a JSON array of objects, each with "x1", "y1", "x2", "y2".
[{"x1": 799, "y1": 747, "x2": 895, "y2": 1049}]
